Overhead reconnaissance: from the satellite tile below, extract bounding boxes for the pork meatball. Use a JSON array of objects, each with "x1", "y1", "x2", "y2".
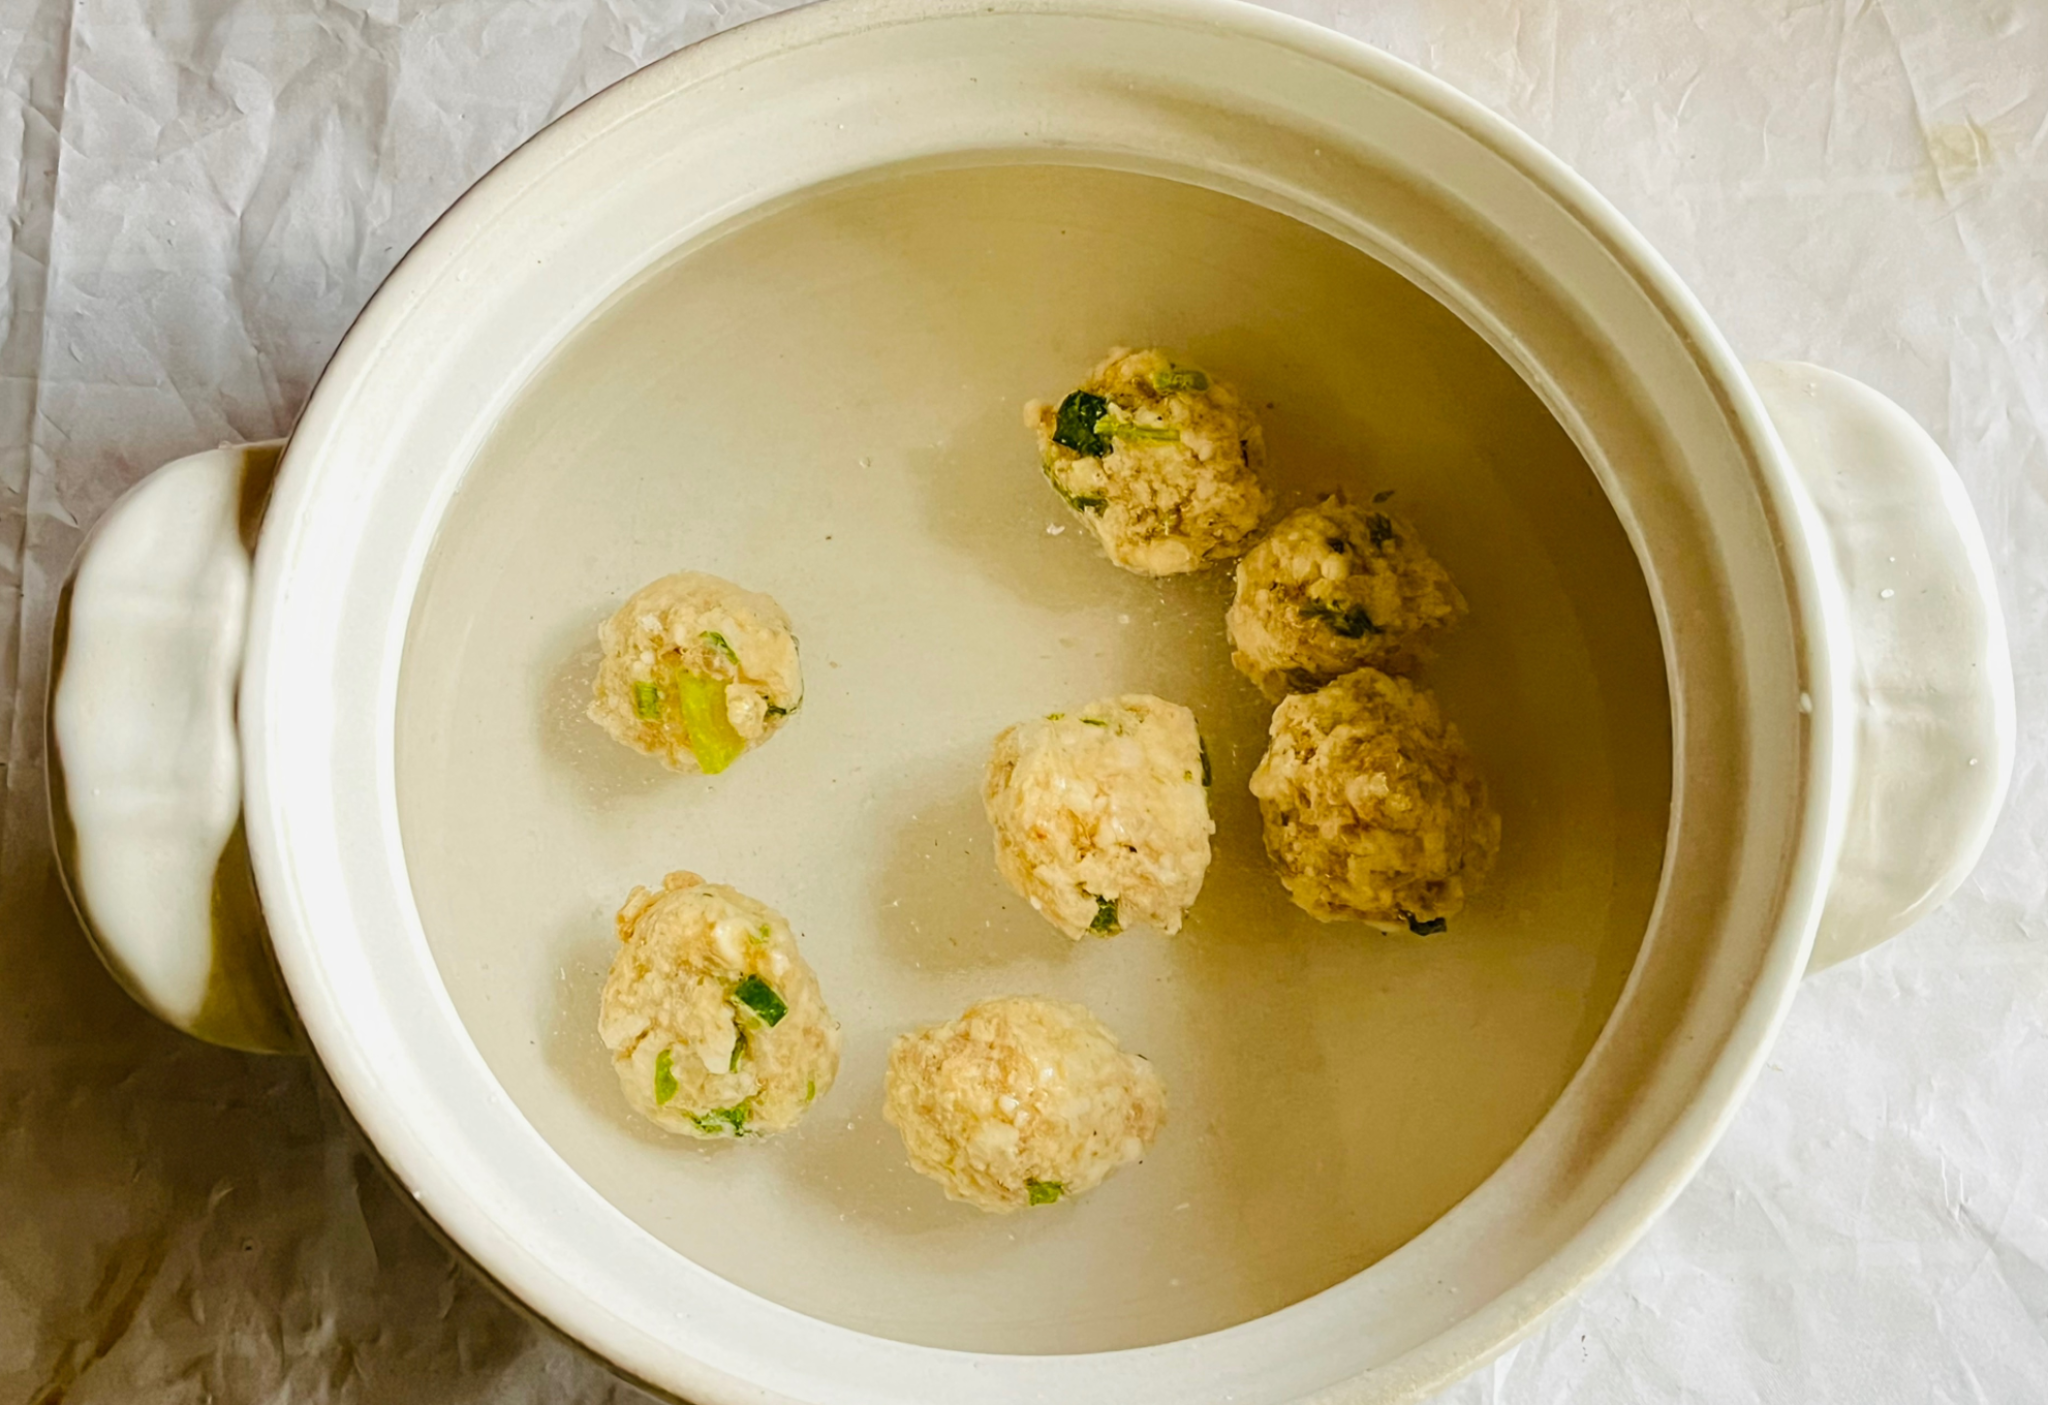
[
  {"x1": 1026, "y1": 347, "x2": 1269, "y2": 575},
  {"x1": 1227, "y1": 494, "x2": 1466, "y2": 698},
  {"x1": 883, "y1": 996, "x2": 1167, "y2": 1213},
  {"x1": 983, "y1": 694, "x2": 1214, "y2": 940},
  {"x1": 598, "y1": 871, "x2": 839, "y2": 1138},
  {"x1": 1249, "y1": 668, "x2": 1499, "y2": 930},
  {"x1": 588, "y1": 571, "x2": 803, "y2": 774}
]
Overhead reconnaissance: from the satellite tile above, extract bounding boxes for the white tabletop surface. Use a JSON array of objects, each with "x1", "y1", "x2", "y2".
[{"x1": 1, "y1": 1, "x2": 2042, "y2": 1401}]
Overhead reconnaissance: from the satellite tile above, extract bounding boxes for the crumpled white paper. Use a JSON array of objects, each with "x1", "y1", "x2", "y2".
[{"x1": 1, "y1": 1, "x2": 2041, "y2": 1400}]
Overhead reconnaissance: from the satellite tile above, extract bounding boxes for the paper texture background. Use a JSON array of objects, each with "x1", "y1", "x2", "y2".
[{"x1": 1, "y1": 1, "x2": 2042, "y2": 1400}]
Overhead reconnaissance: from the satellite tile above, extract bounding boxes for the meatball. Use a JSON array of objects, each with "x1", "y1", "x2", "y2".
[
  {"x1": 588, "y1": 571, "x2": 802, "y2": 774},
  {"x1": 598, "y1": 871, "x2": 839, "y2": 1138},
  {"x1": 1249, "y1": 668, "x2": 1499, "y2": 930},
  {"x1": 883, "y1": 996, "x2": 1166, "y2": 1213},
  {"x1": 1227, "y1": 494, "x2": 1467, "y2": 698},
  {"x1": 1026, "y1": 347, "x2": 1270, "y2": 576},
  {"x1": 983, "y1": 694, "x2": 1214, "y2": 940}
]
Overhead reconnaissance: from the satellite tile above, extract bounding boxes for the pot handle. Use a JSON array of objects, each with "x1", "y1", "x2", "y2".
[
  {"x1": 1749, "y1": 363, "x2": 2015, "y2": 972},
  {"x1": 47, "y1": 440, "x2": 300, "y2": 1053}
]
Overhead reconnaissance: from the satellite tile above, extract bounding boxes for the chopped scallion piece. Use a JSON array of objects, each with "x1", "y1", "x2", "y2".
[
  {"x1": 1302, "y1": 600, "x2": 1381, "y2": 639},
  {"x1": 1026, "y1": 1179, "x2": 1065, "y2": 1206},
  {"x1": 1405, "y1": 911, "x2": 1448, "y2": 936},
  {"x1": 1052, "y1": 390, "x2": 1113, "y2": 456},
  {"x1": 1081, "y1": 717, "x2": 1109, "y2": 728},
  {"x1": 805, "y1": 1079, "x2": 817, "y2": 1104},
  {"x1": 672, "y1": 671, "x2": 748, "y2": 773},
  {"x1": 729, "y1": 1029, "x2": 747, "y2": 1072},
  {"x1": 631, "y1": 680, "x2": 662, "y2": 721},
  {"x1": 1199, "y1": 737, "x2": 1212, "y2": 788},
  {"x1": 1372, "y1": 489, "x2": 1396, "y2": 503},
  {"x1": 654, "y1": 1048, "x2": 678, "y2": 1106},
  {"x1": 1151, "y1": 367, "x2": 1209, "y2": 393},
  {"x1": 1367, "y1": 513, "x2": 1397, "y2": 548},
  {"x1": 701, "y1": 630, "x2": 739, "y2": 666},
  {"x1": 692, "y1": 1103, "x2": 749, "y2": 1136},
  {"x1": 1088, "y1": 896, "x2": 1120, "y2": 936},
  {"x1": 1099, "y1": 414, "x2": 1182, "y2": 445},
  {"x1": 732, "y1": 974, "x2": 788, "y2": 1026}
]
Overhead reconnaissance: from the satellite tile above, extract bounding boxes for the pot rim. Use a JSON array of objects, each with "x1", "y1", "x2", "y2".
[{"x1": 240, "y1": 0, "x2": 1849, "y2": 1400}]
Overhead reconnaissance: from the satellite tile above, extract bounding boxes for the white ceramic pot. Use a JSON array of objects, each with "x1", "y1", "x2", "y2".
[{"x1": 47, "y1": 1, "x2": 2013, "y2": 1401}]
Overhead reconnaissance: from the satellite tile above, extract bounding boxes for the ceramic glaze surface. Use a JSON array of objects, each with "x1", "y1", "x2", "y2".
[
  {"x1": 1748, "y1": 362, "x2": 2016, "y2": 971},
  {"x1": 43, "y1": 0, "x2": 2012, "y2": 1397},
  {"x1": 396, "y1": 162, "x2": 1670, "y2": 1352},
  {"x1": 228, "y1": 2, "x2": 1920, "y2": 1398},
  {"x1": 37, "y1": 0, "x2": 2020, "y2": 1398},
  {"x1": 48, "y1": 442, "x2": 296, "y2": 1053}
]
